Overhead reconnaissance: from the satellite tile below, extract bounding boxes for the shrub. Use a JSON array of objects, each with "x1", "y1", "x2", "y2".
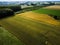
[{"x1": 53, "y1": 16, "x2": 60, "y2": 20}]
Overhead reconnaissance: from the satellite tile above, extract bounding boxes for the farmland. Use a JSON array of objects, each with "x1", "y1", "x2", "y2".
[
  {"x1": 44, "y1": 5, "x2": 60, "y2": 10},
  {"x1": 0, "y1": 27, "x2": 24, "y2": 45},
  {"x1": 33, "y1": 5, "x2": 60, "y2": 20},
  {"x1": 34, "y1": 8, "x2": 60, "y2": 16},
  {"x1": 0, "y1": 5, "x2": 60, "y2": 45}
]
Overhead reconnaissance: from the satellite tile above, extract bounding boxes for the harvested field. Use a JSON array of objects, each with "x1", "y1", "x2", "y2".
[
  {"x1": 44, "y1": 5, "x2": 60, "y2": 10},
  {"x1": 18, "y1": 11, "x2": 60, "y2": 26}
]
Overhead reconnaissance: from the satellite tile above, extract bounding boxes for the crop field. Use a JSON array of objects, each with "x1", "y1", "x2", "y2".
[
  {"x1": 0, "y1": 5, "x2": 60, "y2": 45},
  {"x1": 44, "y1": 5, "x2": 60, "y2": 10}
]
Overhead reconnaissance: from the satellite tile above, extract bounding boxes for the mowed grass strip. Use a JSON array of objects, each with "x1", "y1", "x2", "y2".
[{"x1": 0, "y1": 11, "x2": 60, "y2": 45}]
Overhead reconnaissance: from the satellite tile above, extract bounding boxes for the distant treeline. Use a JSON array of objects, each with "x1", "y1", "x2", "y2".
[
  {"x1": 0, "y1": 5, "x2": 22, "y2": 12},
  {"x1": 0, "y1": 8, "x2": 14, "y2": 19}
]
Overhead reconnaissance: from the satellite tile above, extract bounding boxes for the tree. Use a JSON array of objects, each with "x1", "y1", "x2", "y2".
[
  {"x1": 9, "y1": 5, "x2": 22, "y2": 12},
  {"x1": 0, "y1": 8, "x2": 14, "y2": 19},
  {"x1": 48, "y1": 2, "x2": 55, "y2": 5}
]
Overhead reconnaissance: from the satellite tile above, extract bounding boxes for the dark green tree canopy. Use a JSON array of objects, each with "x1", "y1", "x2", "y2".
[{"x1": 0, "y1": 8, "x2": 14, "y2": 19}]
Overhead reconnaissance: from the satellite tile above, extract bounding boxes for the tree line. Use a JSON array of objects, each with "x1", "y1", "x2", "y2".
[{"x1": 0, "y1": 5, "x2": 22, "y2": 19}]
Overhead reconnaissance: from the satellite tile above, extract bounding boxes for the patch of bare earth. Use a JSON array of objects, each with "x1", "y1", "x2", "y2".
[
  {"x1": 44, "y1": 5, "x2": 60, "y2": 10},
  {"x1": 17, "y1": 11, "x2": 60, "y2": 26}
]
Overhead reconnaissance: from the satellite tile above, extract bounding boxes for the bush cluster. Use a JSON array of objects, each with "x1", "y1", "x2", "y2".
[
  {"x1": 0, "y1": 5, "x2": 22, "y2": 12},
  {"x1": 0, "y1": 5, "x2": 22, "y2": 19}
]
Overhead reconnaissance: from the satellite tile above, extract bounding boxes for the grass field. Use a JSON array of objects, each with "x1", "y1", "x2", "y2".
[
  {"x1": 34, "y1": 8, "x2": 60, "y2": 16},
  {"x1": 0, "y1": 10, "x2": 60, "y2": 45},
  {"x1": 0, "y1": 27, "x2": 24, "y2": 45}
]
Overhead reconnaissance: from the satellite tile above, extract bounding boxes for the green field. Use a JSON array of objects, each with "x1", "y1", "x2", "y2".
[
  {"x1": 0, "y1": 11, "x2": 60, "y2": 45},
  {"x1": 0, "y1": 27, "x2": 24, "y2": 45},
  {"x1": 34, "y1": 8, "x2": 60, "y2": 16}
]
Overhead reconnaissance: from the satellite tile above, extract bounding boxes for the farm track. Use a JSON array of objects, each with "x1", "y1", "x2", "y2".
[{"x1": 0, "y1": 11, "x2": 60, "y2": 45}]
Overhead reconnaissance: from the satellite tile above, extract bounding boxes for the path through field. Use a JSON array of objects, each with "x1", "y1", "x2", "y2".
[{"x1": 0, "y1": 11, "x2": 60, "y2": 45}]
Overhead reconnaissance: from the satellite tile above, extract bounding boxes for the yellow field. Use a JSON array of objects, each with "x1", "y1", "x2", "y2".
[
  {"x1": 18, "y1": 11, "x2": 60, "y2": 26},
  {"x1": 44, "y1": 5, "x2": 60, "y2": 10}
]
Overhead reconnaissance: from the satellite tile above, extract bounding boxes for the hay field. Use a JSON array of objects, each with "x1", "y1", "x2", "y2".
[{"x1": 44, "y1": 5, "x2": 60, "y2": 10}]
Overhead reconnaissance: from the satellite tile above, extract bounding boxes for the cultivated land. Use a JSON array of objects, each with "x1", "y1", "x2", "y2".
[
  {"x1": 0, "y1": 11, "x2": 60, "y2": 45},
  {"x1": 44, "y1": 5, "x2": 60, "y2": 10},
  {"x1": 0, "y1": 5, "x2": 60, "y2": 45},
  {"x1": 34, "y1": 8, "x2": 60, "y2": 16},
  {"x1": 0, "y1": 27, "x2": 24, "y2": 45}
]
